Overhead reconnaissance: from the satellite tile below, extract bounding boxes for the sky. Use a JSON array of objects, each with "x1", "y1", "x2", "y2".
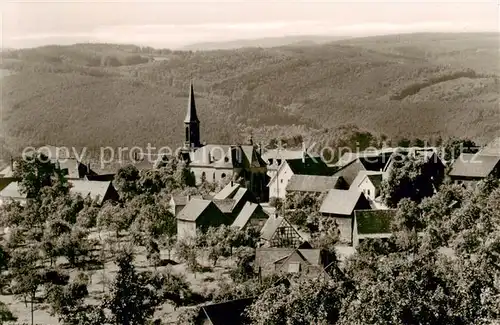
[{"x1": 1, "y1": 0, "x2": 499, "y2": 49}]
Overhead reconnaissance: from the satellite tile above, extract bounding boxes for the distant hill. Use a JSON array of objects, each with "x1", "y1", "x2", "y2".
[
  {"x1": 1, "y1": 32, "x2": 499, "y2": 159},
  {"x1": 181, "y1": 35, "x2": 351, "y2": 51}
]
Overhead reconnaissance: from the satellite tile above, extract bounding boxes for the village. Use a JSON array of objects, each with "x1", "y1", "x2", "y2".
[{"x1": 0, "y1": 82, "x2": 499, "y2": 324}]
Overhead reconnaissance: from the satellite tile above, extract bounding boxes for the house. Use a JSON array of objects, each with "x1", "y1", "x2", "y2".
[
  {"x1": 332, "y1": 158, "x2": 368, "y2": 187},
  {"x1": 255, "y1": 248, "x2": 333, "y2": 279},
  {"x1": 260, "y1": 215, "x2": 304, "y2": 248},
  {"x1": 263, "y1": 148, "x2": 321, "y2": 179},
  {"x1": 335, "y1": 148, "x2": 396, "y2": 170},
  {"x1": 268, "y1": 154, "x2": 333, "y2": 199},
  {"x1": 0, "y1": 180, "x2": 119, "y2": 206},
  {"x1": 353, "y1": 209, "x2": 397, "y2": 248},
  {"x1": 231, "y1": 202, "x2": 269, "y2": 231},
  {"x1": 0, "y1": 182, "x2": 27, "y2": 206},
  {"x1": 176, "y1": 199, "x2": 232, "y2": 240},
  {"x1": 350, "y1": 171, "x2": 387, "y2": 209},
  {"x1": 168, "y1": 195, "x2": 209, "y2": 217},
  {"x1": 179, "y1": 83, "x2": 268, "y2": 201},
  {"x1": 319, "y1": 189, "x2": 371, "y2": 244},
  {"x1": 69, "y1": 180, "x2": 119, "y2": 204},
  {"x1": 196, "y1": 298, "x2": 254, "y2": 325},
  {"x1": 449, "y1": 153, "x2": 500, "y2": 188},
  {"x1": 285, "y1": 175, "x2": 348, "y2": 196},
  {"x1": 213, "y1": 181, "x2": 257, "y2": 217}
]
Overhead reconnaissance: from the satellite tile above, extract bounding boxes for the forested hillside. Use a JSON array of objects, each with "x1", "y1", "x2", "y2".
[{"x1": 1, "y1": 32, "x2": 499, "y2": 158}]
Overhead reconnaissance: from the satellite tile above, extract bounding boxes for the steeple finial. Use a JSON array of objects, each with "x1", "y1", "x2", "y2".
[{"x1": 184, "y1": 81, "x2": 199, "y2": 123}]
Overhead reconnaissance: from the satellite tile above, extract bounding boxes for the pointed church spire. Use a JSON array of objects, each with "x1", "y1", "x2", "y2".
[{"x1": 184, "y1": 81, "x2": 199, "y2": 123}]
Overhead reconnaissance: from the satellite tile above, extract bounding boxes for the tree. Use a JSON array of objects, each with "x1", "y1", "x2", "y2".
[
  {"x1": 247, "y1": 277, "x2": 345, "y2": 325},
  {"x1": 381, "y1": 154, "x2": 438, "y2": 208},
  {"x1": 104, "y1": 250, "x2": 162, "y2": 325},
  {"x1": 114, "y1": 165, "x2": 141, "y2": 200},
  {"x1": 13, "y1": 152, "x2": 67, "y2": 199},
  {"x1": 175, "y1": 238, "x2": 199, "y2": 274},
  {"x1": 441, "y1": 138, "x2": 478, "y2": 164}
]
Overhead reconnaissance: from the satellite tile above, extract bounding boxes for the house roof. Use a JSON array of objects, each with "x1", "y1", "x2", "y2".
[
  {"x1": 170, "y1": 195, "x2": 188, "y2": 206},
  {"x1": 286, "y1": 175, "x2": 341, "y2": 193},
  {"x1": 262, "y1": 149, "x2": 321, "y2": 162},
  {"x1": 200, "y1": 298, "x2": 254, "y2": 325},
  {"x1": 213, "y1": 182, "x2": 240, "y2": 200},
  {"x1": 366, "y1": 174, "x2": 383, "y2": 189},
  {"x1": 0, "y1": 165, "x2": 14, "y2": 178},
  {"x1": 69, "y1": 180, "x2": 113, "y2": 204},
  {"x1": 286, "y1": 156, "x2": 331, "y2": 175},
  {"x1": 332, "y1": 159, "x2": 367, "y2": 186},
  {"x1": 232, "y1": 188, "x2": 250, "y2": 206},
  {"x1": 213, "y1": 199, "x2": 235, "y2": 214},
  {"x1": 232, "y1": 202, "x2": 267, "y2": 229},
  {"x1": 449, "y1": 153, "x2": 500, "y2": 178},
  {"x1": 176, "y1": 199, "x2": 213, "y2": 221},
  {"x1": 354, "y1": 209, "x2": 397, "y2": 235},
  {"x1": 319, "y1": 189, "x2": 364, "y2": 216},
  {"x1": 350, "y1": 171, "x2": 384, "y2": 190},
  {"x1": 0, "y1": 180, "x2": 113, "y2": 204},
  {"x1": 0, "y1": 182, "x2": 25, "y2": 199},
  {"x1": 260, "y1": 216, "x2": 302, "y2": 242},
  {"x1": 255, "y1": 247, "x2": 296, "y2": 270},
  {"x1": 478, "y1": 137, "x2": 500, "y2": 156}
]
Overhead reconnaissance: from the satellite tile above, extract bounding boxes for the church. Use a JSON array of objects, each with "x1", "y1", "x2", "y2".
[{"x1": 180, "y1": 83, "x2": 269, "y2": 202}]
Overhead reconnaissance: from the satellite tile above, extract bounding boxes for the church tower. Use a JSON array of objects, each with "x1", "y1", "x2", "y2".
[{"x1": 184, "y1": 82, "x2": 201, "y2": 148}]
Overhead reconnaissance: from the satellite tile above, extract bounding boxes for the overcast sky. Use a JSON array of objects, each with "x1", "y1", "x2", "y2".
[{"x1": 1, "y1": 0, "x2": 499, "y2": 49}]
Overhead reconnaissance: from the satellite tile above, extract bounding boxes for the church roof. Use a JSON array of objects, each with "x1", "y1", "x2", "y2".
[{"x1": 184, "y1": 82, "x2": 199, "y2": 123}]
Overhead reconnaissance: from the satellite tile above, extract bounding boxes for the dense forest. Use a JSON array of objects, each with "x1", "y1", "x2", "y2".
[{"x1": 0, "y1": 32, "x2": 499, "y2": 161}]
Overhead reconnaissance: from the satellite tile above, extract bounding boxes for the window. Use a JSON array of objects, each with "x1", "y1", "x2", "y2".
[
  {"x1": 367, "y1": 189, "x2": 371, "y2": 196},
  {"x1": 213, "y1": 173, "x2": 216, "y2": 181},
  {"x1": 280, "y1": 179, "x2": 283, "y2": 183},
  {"x1": 221, "y1": 173, "x2": 226, "y2": 178}
]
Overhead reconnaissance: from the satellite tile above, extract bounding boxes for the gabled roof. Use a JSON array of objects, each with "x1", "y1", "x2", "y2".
[
  {"x1": 0, "y1": 165, "x2": 14, "y2": 178},
  {"x1": 200, "y1": 298, "x2": 254, "y2": 325},
  {"x1": 478, "y1": 137, "x2": 500, "y2": 156},
  {"x1": 232, "y1": 202, "x2": 267, "y2": 229},
  {"x1": 0, "y1": 182, "x2": 25, "y2": 199},
  {"x1": 213, "y1": 199, "x2": 235, "y2": 214},
  {"x1": 319, "y1": 189, "x2": 364, "y2": 215},
  {"x1": 69, "y1": 180, "x2": 114, "y2": 204},
  {"x1": 366, "y1": 174, "x2": 383, "y2": 189},
  {"x1": 260, "y1": 216, "x2": 302, "y2": 242},
  {"x1": 176, "y1": 199, "x2": 213, "y2": 221},
  {"x1": 449, "y1": 153, "x2": 500, "y2": 178},
  {"x1": 262, "y1": 149, "x2": 312, "y2": 161},
  {"x1": 286, "y1": 156, "x2": 331, "y2": 175},
  {"x1": 286, "y1": 175, "x2": 342, "y2": 193},
  {"x1": 354, "y1": 209, "x2": 397, "y2": 235},
  {"x1": 213, "y1": 182, "x2": 240, "y2": 200},
  {"x1": 332, "y1": 158, "x2": 367, "y2": 186},
  {"x1": 0, "y1": 180, "x2": 113, "y2": 204},
  {"x1": 170, "y1": 195, "x2": 188, "y2": 206},
  {"x1": 350, "y1": 170, "x2": 385, "y2": 190}
]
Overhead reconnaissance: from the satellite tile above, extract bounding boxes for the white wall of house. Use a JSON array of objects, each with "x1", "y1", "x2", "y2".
[
  {"x1": 177, "y1": 220, "x2": 197, "y2": 240},
  {"x1": 268, "y1": 163, "x2": 293, "y2": 199},
  {"x1": 358, "y1": 177, "x2": 377, "y2": 201}
]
